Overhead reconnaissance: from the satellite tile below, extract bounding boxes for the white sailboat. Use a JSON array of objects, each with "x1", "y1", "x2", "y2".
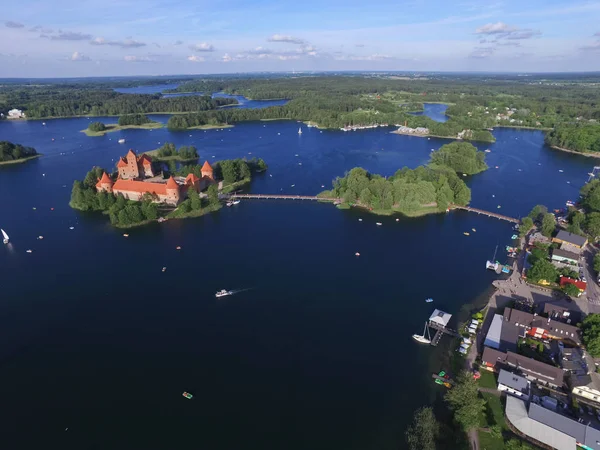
[
  {"x1": 1, "y1": 228, "x2": 8, "y2": 244},
  {"x1": 298, "y1": 127, "x2": 302, "y2": 135},
  {"x1": 412, "y1": 322, "x2": 432, "y2": 344}
]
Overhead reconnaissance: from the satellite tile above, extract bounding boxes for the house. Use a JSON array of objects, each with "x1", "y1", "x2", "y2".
[
  {"x1": 483, "y1": 313, "x2": 522, "y2": 352},
  {"x1": 551, "y1": 248, "x2": 579, "y2": 265},
  {"x1": 497, "y1": 369, "x2": 530, "y2": 399},
  {"x1": 552, "y1": 230, "x2": 588, "y2": 250},
  {"x1": 528, "y1": 231, "x2": 551, "y2": 246},
  {"x1": 505, "y1": 396, "x2": 600, "y2": 450},
  {"x1": 543, "y1": 303, "x2": 581, "y2": 325},
  {"x1": 501, "y1": 307, "x2": 581, "y2": 345},
  {"x1": 559, "y1": 277, "x2": 587, "y2": 296},
  {"x1": 7, "y1": 108, "x2": 24, "y2": 119},
  {"x1": 429, "y1": 309, "x2": 452, "y2": 328},
  {"x1": 117, "y1": 149, "x2": 155, "y2": 180},
  {"x1": 481, "y1": 347, "x2": 564, "y2": 389}
]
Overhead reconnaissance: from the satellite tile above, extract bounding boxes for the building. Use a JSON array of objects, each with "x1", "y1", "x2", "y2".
[
  {"x1": 543, "y1": 304, "x2": 581, "y2": 325},
  {"x1": 7, "y1": 108, "x2": 24, "y2": 119},
  {"x1": 528, "y1": 231, "x2": 551, "y2": 246},
  {"x1": 429, "y1": 309, "x2": 452, "y2": 328},
  {"x1": 559, "y1": 277, "x2": 587, "y2": 297},
  {"x1": 552, "y1": 230, "x2": 588, "y2": 250},
  {"x1": 117, "y1": 149, "x2": 155, "y2": 180},
  {"x1": 501, "y1": 307, "x2": 581, "y2": 345},
  {"x1": 551, "y1": 248, "x2": 580, "y2": 265},
  {"x1": 97, "y1": 174, "x2": 182, "y2": 206},
  {"x1": 505, "y1": 396, "x2": 600, "y2": 450},
  {"x1": 497, "y1": 369, "x2": 530, "y2": 399},
  {"x1": 484, "y1": 313, "x2": 522, "y2": 352},
  {"x1": 481, "y1": 347, "x2": 564, "y2": 389}
]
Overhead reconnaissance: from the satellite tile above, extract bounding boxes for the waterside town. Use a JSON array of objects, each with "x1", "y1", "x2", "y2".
[{"x1": 95, "y1": 149, "x2": 216, "y2": 205}]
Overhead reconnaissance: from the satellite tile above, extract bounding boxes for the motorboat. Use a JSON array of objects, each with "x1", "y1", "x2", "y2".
[
  {"x1": 376, "y1": 222, "x2": 382, "y2": 226},
  {"x1": 413, "y1": 322, "x2": 432, "y2": 344},
  {"x1": 425, "y1": 298, "x2": 433, "y2": 303},
  {"x1": 232, "y1": 200, "x2": 240, "y2": 205},
  {"x1": 1, "y1": 228, "x2": 8, "y2": 244},
  {"x1": 298, "y1": 127, "x2": 302, "y2": 135},
  {"x1": 463, "y1": 232, "x2": 470, "y2": 236},
  {"x1": 182, "y1": 392, "x2": 193, "y2": 400},
  {"x1": 215, "y1": 289, "x2": 233, "y2": 298},
  {"x1": 118, "y1": 139, "x2": 125, "y2": 144},
  {"x1": 226, "y1": 202, "x2": 233, "y2": 207}
]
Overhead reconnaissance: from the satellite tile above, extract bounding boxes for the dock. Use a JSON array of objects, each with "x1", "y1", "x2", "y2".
[{"x1": 426, "y1": 309, "x2": 462, "y2": 346}]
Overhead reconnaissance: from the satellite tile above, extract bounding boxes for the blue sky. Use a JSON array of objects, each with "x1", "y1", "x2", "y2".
[{"x1": 1, "y1": 0, "x2": 600, "y2": 77}]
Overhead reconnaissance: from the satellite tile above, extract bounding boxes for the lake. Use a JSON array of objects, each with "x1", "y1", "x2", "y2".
[
  {"x1": 0, "y1": 108, "x2": 594, "y2": 449},
  {"x1": 114, "y1": 83, "x2": 289, "y2": 109},
  {"x1": 409, "y1": 103, "x2": 449, "y2": 123}
]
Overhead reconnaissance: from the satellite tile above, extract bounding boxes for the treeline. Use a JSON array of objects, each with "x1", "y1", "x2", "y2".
[
  {"x1": 545, "y1": 124, "x2": 600, "y2": 153},
  {"x1": 88, "y1": 122, "x2": 106, "y2": 132},
  {"x1": 118, "y1": 113, "x2": 153, "y2": 126},
  {"x1": 177, "y1": 157, "x2": 267, "y2": 183},
  {"x1": 69, "y1": 167, "x2": 159, "y2": 227},
  {"x1": 0, "y1": 90, "x2": 238, "y2": 119},
  {"x1": 430, "y1": 142, "x2": 488, "y2": 175},
  {"x1": 0, "y1": 141, "x2": 38, "y2": 162},
  {"x1": 154, "y1": 142, "x2": 198, "y2": 160}
]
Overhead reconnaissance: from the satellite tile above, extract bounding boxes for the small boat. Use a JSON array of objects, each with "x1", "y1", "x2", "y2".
[
  {"x1": 42, "y1": 122, "x2": 46, "y2": 126},
  {"x1": 291, "y1": 184, "x2": 295, "y2": 188},
  {"x1": 396, "y1": 218, "x2": 399, "y2": 222},
  {"x1": 118, "y1": 139, "x2": 125, "y2": 144},
  {"x1": 497, "y1": 205, "x2": 501, "y2": 209},
  {"x1": 472, "y1": 228, "x2": 476, "y2": 232},
  {"x1": 413, "y1": 322, "x2": 431, "y2": 344},
  {"x1": 298, "y1": 127, "x2": 302, "y2": 135},
  {"x1": 566, "y1": 200, "x2": 575, "y2": 207},
  {"x1": 559, "y1": 169, "x2": 564, "y2": 173},
  {"x1": 376, "y1": 222, "x2": 382, "y2": 226},
  {"x1": 226, "y1": 202, "x2": 233, "y2": 207},
  {"x1": 26, "y1": 249, "x2": 32, "y2": 253},
  {"x1": 1, "y1": 228, "x2": 9, "y2": 244},
  {"x1": 157, "y1": 217, "x2": 167, "y2": 223},
  {"x1": 162, "y1": 267, "x2": 167, "y2": 272},
  {"x1": 123, "y1": 234, "x2": 129, "y2": 237},
  {"x1": 176, "y1": 246, "x2": 181, "y2": 250},
  {"x1": 484, "y1": 149, "x2": 491, "y2": 153},
  {"x1": 182, "y1": 392, "x2": 193, "y2": 400},
  {"x1": 358, "y1": 219, "x2": 362, "y2": 222},
  {"x1": 463, "y1": 232, "x2": 470, "y2": 236},
  {"x1": 216, "y1": 289, "x2": 233, "y2": 298},
  {"x1": 425, "y1": 298, "x2": 433, "y2": 303},
  {"x1": 232, "y1": 200, "x2": 240, "y2": 205},
  {"x1": 462, "y1": 173, "x2": 467, "y2": 177},
  {"x1": 69, "y1": 226, "x2": 74, "y2": 230},
  {"x1": 355, "y1": 252, "x2": 360, "y2": 257}
]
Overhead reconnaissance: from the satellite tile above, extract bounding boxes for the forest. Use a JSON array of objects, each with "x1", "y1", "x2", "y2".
[
  {"x1": 429, "y1": 142, "x2": 488, "y2": 175},
  {"x1": 177, "y1": 158, "x2": 267, "y2": 184},
  {"x1": 545, "y1": 123, "x2": 600, "y2": 153},
  {"x1": 151, "y1": 142, "x2": 199, "y2": 161},
  {"x1": 0, "y1": 141, "x2": 38, "y2": 163},
  {"x1": 118, "y1": 113, "x2": 154, "y2": 126}
]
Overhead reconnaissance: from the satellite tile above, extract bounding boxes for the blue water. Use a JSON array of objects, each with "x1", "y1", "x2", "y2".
[
  {"x1": 114, "y1": 84, "x2": 288, "y2": 109},
  {"x1": 409, "y1": 103, "x2": 449, "y2": 123},
  {"x1": 0, "y1": 114, "x2": 594, "y2": 449}
]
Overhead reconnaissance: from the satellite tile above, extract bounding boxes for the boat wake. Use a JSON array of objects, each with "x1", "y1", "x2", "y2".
[{"x1": 230, "y1": 287, "x2": 254, "y2": 295}]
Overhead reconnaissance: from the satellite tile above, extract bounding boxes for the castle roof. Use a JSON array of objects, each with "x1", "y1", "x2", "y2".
[
  {"x1": 96, "y1": 172, "x2": 113, "y2": 187},
  {"x1": 166, "y1": 176, "x2": 179, "y2": 189},
  {"x1": 201, "y1": 160, "x2": 213, "y2": 172},
  {"x1": 126, "y1": 149, "x2": 137, "y2": 159},
  {"x1": 116, "y1": 157, "x2": 128, "y2": 168},
  {"x1": 113, "y1": 179, "x2": 171, "y2": 196},
  {"x1": 185, "y1": 173, "x2": 200, "y2": 184},
  {"x1": 139, "y1": 154, "x2": 152, "y2": 166}
]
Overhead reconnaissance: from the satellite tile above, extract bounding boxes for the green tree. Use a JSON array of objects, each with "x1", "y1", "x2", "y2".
[
  {"x1": 207, "y1": 184, "x2": 219, "y2": 206},
  {"x1": 582, "y1": 314, "x2": 600, "y2": 357},
  {"x1": 444, "y1": 371, "x2": 486, "y2": 432},
  {"x1": 429, "y1": 142, "x2": 488, "y2": 175},
  {"x1": 157, "y1": 142, "x2": 176, "y2": 157},
  {"x1": 141, "y1": 200, "x2": 158, "y2": 220},
  {"x1": 519, "y1": 217, "x2": 534, "y2": 236},
  {"x1": 88, "y1": 121, "x2": 106, "y2": 132},
  {"x1": 188, "y1": 188, "x2": 202, "y2": 210},
  {"x1": 568, "y1": 210, "x2": 586, "y2": 236},
  {"x1": 541, "y1": 212, "x2": 556, "y2": 237},
  {"x1": 238, "y1": 160, "x2": 251, "y2": 180},
  {"x1": 220, "y1": 160, "x2": 239, "y2": 183},
  {"x1": 528, "y1": 259, "x2": 558, "y2": 283},
  {"x1": 585, "y1": 212, "x2": 600, "y2": 239},
  {"x1": 563, "y1": 283, "x2": 581, "y2": 297},
  {"x1": 528, "y1": 204, "x2": 548, "y2": 222},
  {"x1": 594, "y1": 253, "x2": 600, "y2": 273},
  {"x1": 178, "y1": 199, "x2": 192, "y2": 214},
  {"x1": 405, "y1": 407, "x2": 439, "y2": 450},
  {"x1": 69, "y1": 181, "x2": 86, "y2": 209},
  {"x1": 83, "y1": 167, "x2": 105, "y2": 188}
]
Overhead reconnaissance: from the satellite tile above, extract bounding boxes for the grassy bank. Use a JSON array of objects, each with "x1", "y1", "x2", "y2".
[
  {"x1": 81, "y1": 122, "x2": 163, "y2": 136},
  {"x1": 166, "y1": 203, "x2": 222, "y2": 220},
  {"x1": 326, "y1": 197, "x2": 443, "y2": 217},
  {"x1": 188, "y1": 123, "x2": 234, "y2": 130},
  {"x1": 0, "y1": 154, "x2": 42, "y2": 166},
  {"x1": 221, "y1": 177, "x2": 250, "y2": 194}
]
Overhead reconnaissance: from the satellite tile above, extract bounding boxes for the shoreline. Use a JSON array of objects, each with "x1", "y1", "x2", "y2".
[
  {"x1": 0, "y1": 154, "x2": 42, "y2": 166},
  {"x1": 188, "y1": 124, "x2": 233, "y2": 130},
  {"x1": 390, "y1": 130, "x2": 495, "y2": 143},
  {"x1": 142, "y1": 148, "x2": 197, "y2": 162},
  {"x1": 81, "y1": 122, "x2": 163, "y2": 136},
  {"x1": 550, "y1": 145, "x2": 600, "y2": 159}
]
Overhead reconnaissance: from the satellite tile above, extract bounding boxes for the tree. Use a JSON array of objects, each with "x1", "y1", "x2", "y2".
[
  {"x1": 157, "y1": 142, "x2": 176, "y2": 157},
  {"x1": 207, "y1": 184, "x2": 219, "y2": 206},
  {"x1": 528, "y1": 204, "x2": 548, "y2": 222},
  {"x1": 178, "y1": 199, "x2": 192, "y2": 214},
  {"x1": 220, "y1": 160, "x2": 239, "y2": 183},
  {"x1": 429, "y1": 142, "x2": 488, "y2": 175},
  {"x1": 585, "y1": 212, "x2": 600, "y2": 239},
  {"x1": 88, "y1": 121, "x2": 106, "y2": 132},
  {"x1": 0, "y1": 141, "x2": 37, "y2": 162},
  {"x1": 405, "y1": 407, "x2": 439, "y2": 450},
  {"x1": 563, "y1": 283, "x2": 581, "y2": 297},
  {"x1": 541, "y1": 212, "x2": 556, "y2": 237},
  {"x1": 519, "y1": 216, "x2": 534, "y2": 236},
  {"x1": 528, "y1": 259, "x2": 558, "y2": 283},
  {"x1": 188, "y1": 188, "x2": 202, "y2": 210},
  {"x1": 83, "y1": 167, "x2": 105, "y2": 188},
  {"x1": 582, "y1": 314, "x2": 600, "y2": 357},
  {"x1": 594, "y1": 253, "x2": 600, "y2": 273},
  {"x1": 141, "y1": 200, "x2": 158, "y2": 220},
  {"x1": 444, "y1": 371, "x2": 486, "y2": 432}
]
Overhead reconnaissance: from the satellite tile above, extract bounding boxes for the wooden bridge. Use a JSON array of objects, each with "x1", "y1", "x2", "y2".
[
  {"x1": 225, "y1": 195, "x2": 521, "y2": 224},
  {"x1": 227, "y1": 193, "x2": 339, "y2": 202},
  {"x1": 449, "y1": 205, "x2": 520, "y2": 224}
]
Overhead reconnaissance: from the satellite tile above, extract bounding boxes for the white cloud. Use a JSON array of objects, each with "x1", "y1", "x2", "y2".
[
  {"x1": 334, "y1": 53, "x2": 393, "y2": 61},
  {"x1": 71, "y1": 51, "x2": 90, "y2": 61},
  {"x1": 594, "y1": 32, "x2": 600, "y2": 37},
  {"x1": 475, "y1": 21, "x2": 540, "y2": 40},
  {"x1": 267, "y1": 34, "x2": 305, "y2": 44},
  {"x1": 475, "y1": 22, "x2": 516, "y2": 34},
  {"x1": 5, "y1": 21, "x2": 25, "y2": 29},
  {"x1": 51, "y1": 31, "x2": 92, "y2": 41},
  {"x1": 469, "y1": 47, "x2": 495, "y2": 58},
  {"x1": 221, "y1": 53, "x2": 232, "y2": 62},
  {"x1": 187, "y1": 55, "x2": 205, "y2": 62},
  {"x1": 90, "y1": 37, "x2": 146, "y2": 48},
  {"x1": 189, "y1": 42, "x2": 214, "y2": 52},
  {"x1": 278, "y1": 55, "x2": 300, "y2": 60},
  {"x1": 123, "y1": 55, "x2": 156, "y2": 62}
]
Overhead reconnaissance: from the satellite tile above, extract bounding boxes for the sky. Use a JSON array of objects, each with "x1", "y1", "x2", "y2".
[{"x1": 1, "y1": 0, "x2": 600, "y2": 77}]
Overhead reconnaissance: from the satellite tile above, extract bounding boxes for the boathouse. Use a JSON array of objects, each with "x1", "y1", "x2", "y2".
[{"x1": 429, "y1": 309, "x2": 452, "y2": 328}]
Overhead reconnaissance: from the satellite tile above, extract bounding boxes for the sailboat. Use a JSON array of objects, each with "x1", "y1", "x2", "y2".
[
  {"x1": 413, "y1": 322, "x2": 432, "y2": 344},
  {"x1": 486, "y1": 244, "x2": 499, "y2": 271},
  {"x1": 1, "y1": 228, "x2": 8, "y2": 244},
  {"x1": 298, "y1": 127, "x2": 302, "y2": 135}
]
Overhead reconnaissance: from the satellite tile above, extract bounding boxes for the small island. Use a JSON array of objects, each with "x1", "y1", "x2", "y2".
[
  {"x1": 70, "y1": 148, "x2": 267, "y2": 228},
  {"x1": 319, "y1": 142, "x2": 486, "y2": 216},
  {"x1": 0, "y1": 141, "x2": 40, "y2": 165},
  {"x1": 82, "y1": 114, "x2": 163, "y2": 136},
  {"x1": 144, "y1": 142, "x2": 199, "y2": 162}
]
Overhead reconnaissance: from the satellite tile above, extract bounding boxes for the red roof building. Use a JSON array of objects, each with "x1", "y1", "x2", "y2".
[
  {"x1": 201, "y1": 160, "x2": 214, "y2": 179},
  {"x1": 116, "y1": 149, "x2": 155, "y2": 180},
  {"x1": 559, "y1": 276, "x2": 587, "y2": 292},
  {"x1": 111, "y1": 176, "x2": 180, "y2": 205}
]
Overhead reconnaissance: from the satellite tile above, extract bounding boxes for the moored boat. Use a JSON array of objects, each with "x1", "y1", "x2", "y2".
[
  {"x1": 1, "y1": 228, "x2": 9, "y2": 244},
  {"x1": 412, "y1": 322, "x2": 431, "y2": 344}
]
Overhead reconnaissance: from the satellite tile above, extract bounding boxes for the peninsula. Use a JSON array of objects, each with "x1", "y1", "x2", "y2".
[{"x1": 0, "y1": 141, "x2": 40, "y2": 166}]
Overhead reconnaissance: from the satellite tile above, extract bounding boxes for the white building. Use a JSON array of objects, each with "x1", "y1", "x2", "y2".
[
  {"x1": 498, "y1": 369, "x2": 530, "y2": 399},
  {"x1": 7, "y1": 109, "x2": 24, "y2": 119}
]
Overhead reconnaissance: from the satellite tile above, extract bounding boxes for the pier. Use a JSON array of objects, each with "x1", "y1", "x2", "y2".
[
  {"x1": 427, "y1": 309, "x2": 462, "y2": 347},
  {"x1": 449, "y1": 204, "x2": 520, "y2": 224}
]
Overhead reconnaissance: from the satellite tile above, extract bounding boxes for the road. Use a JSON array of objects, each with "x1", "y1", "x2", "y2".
[{"x1": 581, "y1": 246, "x2": 600, "y2": 313}]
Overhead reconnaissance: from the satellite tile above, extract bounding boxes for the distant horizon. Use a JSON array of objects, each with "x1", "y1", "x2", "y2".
[{"x1": 2, "y1": 0, "x2": 599, "y2": 77}]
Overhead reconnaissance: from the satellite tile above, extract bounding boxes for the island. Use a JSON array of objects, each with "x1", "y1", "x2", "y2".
[
  {"x1": 143, "y1": 142, "x2": 199, "y2": 162},
  {"x1": 69, "y1": 148, "x2": 267, "y2": 228},
  {"x1": 0, "y1": 141, "x2": 40, "y2": 165},
  {"x1": 318, "y1": 142, "x2": 485, "y2": 216},
  {"x1": 82, "y1": 114, "x2": 164, "y2": 136}
]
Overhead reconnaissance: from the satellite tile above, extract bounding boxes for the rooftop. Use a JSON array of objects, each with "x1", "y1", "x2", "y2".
[
  {"x1": 498, "y1": 369, "x2": 529, "y2": 394},
  {"x1": 429, "y1": 309, "x2": 452, "y2": 327},
  {"x1": 555, "y1": 230, "x2": 588, "y2": 247},
  {"x1": 552, "y1": 248, "x2": 580, "y2": 261},
  {"x1": 503, "y1": 307, "x2": 534, "y2": 327}
]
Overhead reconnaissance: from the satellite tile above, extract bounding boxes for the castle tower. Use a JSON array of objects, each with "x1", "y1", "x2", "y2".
[
  {"x1": 95, "y1": 172, "x2": 114, "y2": 193},
  {"x1": 126, "y1": 149, "x2": 140, "y2": 179},
  {"x1": 166, "y1": 176, "x2": 180, "y2": 205},
  {"x1": 201, "y1": 160, "x2": 214, "y2": 180},
  {"x1": 185, "y1": 173, "x2": 200, "y2": 193}
]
